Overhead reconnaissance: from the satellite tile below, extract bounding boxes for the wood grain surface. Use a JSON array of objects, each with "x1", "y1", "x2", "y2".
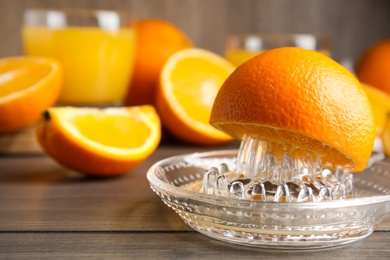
[
  {"x1": 0, "y1": 143, "x2": 239, "y2": 232},
  {"x1": 1, "y1": 143, "x2": 390, "y2": 258},
  {"x1": 1, "y1": 232, "x2": 390, "y2": 259},
  {"x1": 0, "y1": 0, "x2": 390, "y2": 62},
  {"x1": 0, "y1": 125, "x2": 42, "y2": 154}
]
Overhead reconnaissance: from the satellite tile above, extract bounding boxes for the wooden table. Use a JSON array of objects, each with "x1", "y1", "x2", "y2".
[{"x1": 1, "y1": 140, "x2": 390, "y2": 259}]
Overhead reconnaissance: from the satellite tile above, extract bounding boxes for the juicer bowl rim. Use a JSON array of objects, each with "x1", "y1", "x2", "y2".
[{"x1": 146, "y1": 149, "x2": 390, "y2": 210}]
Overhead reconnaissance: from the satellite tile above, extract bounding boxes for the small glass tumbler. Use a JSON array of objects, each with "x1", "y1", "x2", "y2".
[
  {"x1": 22, "y1": 8, "x2": 136, "y2": 106},
  {"x1": 225, "y1": 33, "x2": 331, "y2": 66}
]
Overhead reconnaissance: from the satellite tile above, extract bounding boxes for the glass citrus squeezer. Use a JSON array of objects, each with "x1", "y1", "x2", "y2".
[
  {"x1": 147, "y1": 143, "x2": 390, "y2": 249},
  {"x1": 147, "y1": 47, "x2": 390, "y2": 249}
]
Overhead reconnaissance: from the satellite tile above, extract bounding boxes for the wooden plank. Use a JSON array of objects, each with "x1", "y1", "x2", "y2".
[
  {"x1": 1, "y1": 140, "x2": 390, "y2": 234},
  {"x1": 0, "y1": 143, "x2": 239, "y2": 231},
  {"x1": 0, "y1": 125, "x2": 42, "y2": 154},
  {"x1": 2, "y1": 142, "x2": 390, "y2": 232},
  {"x1": 0, "y1": 232, "x2": 390, "y2": 259}
]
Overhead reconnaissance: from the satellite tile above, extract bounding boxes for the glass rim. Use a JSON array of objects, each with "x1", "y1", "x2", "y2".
[
  {"x1": 225, "y1": 33, "x2": 331, "y2": 53},
  {"x1": 226, "y1": 33, "x2": 330, "y2": 41},
  {"x1": 146, "y1": 149, "x2": 390, "y2": 209},
  {"x1": 24, "y1": 7, "x2": 133, "y2": 18},
  {"x1": 23, "y1": 8, "x2": 135, "y2": 29}
]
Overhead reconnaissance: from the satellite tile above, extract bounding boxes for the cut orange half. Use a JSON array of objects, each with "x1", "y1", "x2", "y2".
[
  {"x1": 0, "y1": 56, "x2": 63, "y2": 133},
  {"x1": 36, "y1": 106, "x2": 161, "y2": 176},
  {"x1": 156, "y1": 48, "x2": 235, "y2": 145},
  {"x1": 210, "y1": 47, "x2": 375, "y2": 172}
]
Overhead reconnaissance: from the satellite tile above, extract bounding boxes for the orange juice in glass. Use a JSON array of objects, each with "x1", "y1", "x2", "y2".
[
  {"x1": 22, "y1": 9, "x2": 136, "y2": 105},
  {"x1": 226, "y1": 34, "x2": 331, "y2": 66}
]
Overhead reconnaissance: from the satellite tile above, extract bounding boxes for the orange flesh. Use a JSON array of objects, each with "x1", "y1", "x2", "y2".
[
  {"x1": 72, "y1": 114, "x2": 152, "y2": 149},
  {"x1": 0, "y1": 61, "x2": 52, "y2": 97},
  {"x1": 170, "y1": 57, "x2": 230, "y2": 123}
]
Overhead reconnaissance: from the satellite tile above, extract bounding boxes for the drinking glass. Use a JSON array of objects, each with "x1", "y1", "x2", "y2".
[
  {"x1": 225, "y1": 33, "x2": 331, "y2": 66},
  {"x1": 22, "y1": 8, "x2": 136, "y2": 106}
]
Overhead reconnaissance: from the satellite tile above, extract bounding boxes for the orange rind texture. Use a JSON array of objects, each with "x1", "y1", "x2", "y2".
[{"x1": 210, "y1": 47, "x2": 376, "y2": 171}]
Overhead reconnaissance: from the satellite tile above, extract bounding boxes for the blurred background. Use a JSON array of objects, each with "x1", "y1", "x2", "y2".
[{"x1": 1, "y1": 0, "x2": 390, "y2": 65}]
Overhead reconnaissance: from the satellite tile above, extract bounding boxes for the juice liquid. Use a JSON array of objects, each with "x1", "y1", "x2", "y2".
[
  {"x1": 23, "y1": 26, "x2": 136, "y2": 105},
  {"x1": 226, "y1": 49, "x2": 331, "y2": 67},
  {"x1": 225, "y1": 49, "x2": 263, "y2": 67}
]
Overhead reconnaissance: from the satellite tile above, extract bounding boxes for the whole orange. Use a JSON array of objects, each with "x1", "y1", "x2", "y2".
[
  {"x1": 210, "y1": 47, "x2": 375, "y2": 172},
  {"x1": 356, "y1": 39, "x2": 390, "y2": 94},
  {"x1": 362, "y1": 83, "x2": 390, "y2": 136},
  {"x1": 124, "y1": 19, "x2": 193, "y2": 106}
]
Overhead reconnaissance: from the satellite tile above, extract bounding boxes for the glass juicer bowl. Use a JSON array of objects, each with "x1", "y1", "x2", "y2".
[{"x1": 147, "y1": 136, "x2": 390, "y2": 249}]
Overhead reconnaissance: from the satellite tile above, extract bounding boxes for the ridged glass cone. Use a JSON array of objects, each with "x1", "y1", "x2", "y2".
[{"x1": 199, "y1": 135, "x2": 355, "y2": 202}]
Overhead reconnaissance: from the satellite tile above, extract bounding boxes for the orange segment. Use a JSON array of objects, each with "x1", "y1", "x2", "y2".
[
  {"x1": 36, "y1": 106, "x2": 161, "y2": 176},
  {"x1": 362, "y1": 83, "x2": 390, "y2": 136},
  {"x1": 210, "y1": 47, "x2": 376, "y2": 171},
  {"x1": 0, "y1": 56, "x2": 63, "y2": 133},
  {"x1": 156, "y1": 48, "x2": 234, "y2": 145}
]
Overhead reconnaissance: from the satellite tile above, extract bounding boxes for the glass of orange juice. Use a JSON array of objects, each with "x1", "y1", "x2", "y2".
[
  {"x1": 225, "y1": 34, "x2": 331, "y2": 66},
  {"x1": 22, "y1": 8, "x2": 136, "y2": 106}
]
